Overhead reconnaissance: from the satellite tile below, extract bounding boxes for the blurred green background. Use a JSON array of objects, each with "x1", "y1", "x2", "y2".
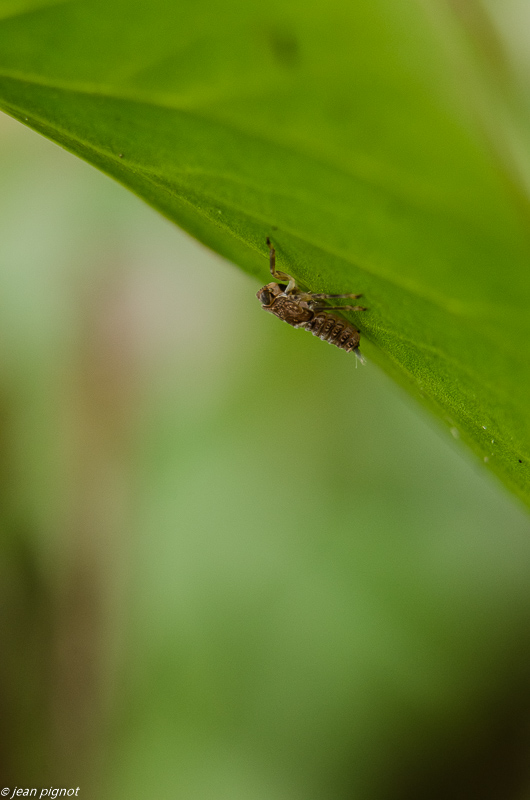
[{"x1": 2, "y1": 109, "x2": 530, "y2": 799}]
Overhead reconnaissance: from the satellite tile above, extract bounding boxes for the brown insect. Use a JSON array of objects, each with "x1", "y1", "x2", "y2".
[{"x1": 257, "y1": 238, "x2": 367, "y2": 362}]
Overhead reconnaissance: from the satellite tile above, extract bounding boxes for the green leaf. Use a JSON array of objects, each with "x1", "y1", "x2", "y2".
[{"x1": 0, "y1": 0, "x2": 530, "y2": 504}]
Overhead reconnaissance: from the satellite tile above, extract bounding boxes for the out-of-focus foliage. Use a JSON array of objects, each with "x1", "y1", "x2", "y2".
[
  {"x1": 0, "y1": 0, "x2": 530, "y2": 503},
  {"x1": 1, "y1": 113, "x2": 530, "y2": 800}
]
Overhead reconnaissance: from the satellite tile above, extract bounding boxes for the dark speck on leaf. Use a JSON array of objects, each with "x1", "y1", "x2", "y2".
[{"x1": 268, "y1": 25, "x2": 299, "y2": 68}]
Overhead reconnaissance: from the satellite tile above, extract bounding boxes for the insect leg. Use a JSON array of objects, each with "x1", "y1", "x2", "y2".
[{"x1": 266, "y1": 237, "x2": 297, "y2": 293}]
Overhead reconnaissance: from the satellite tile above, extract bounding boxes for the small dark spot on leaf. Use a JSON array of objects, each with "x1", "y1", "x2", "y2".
[
  {"x1": 268, "y1": 25, "x2": 299, "y2": 68},
  {"x1": 519, "y1": 459, "x2": 523, "y2": 463}
]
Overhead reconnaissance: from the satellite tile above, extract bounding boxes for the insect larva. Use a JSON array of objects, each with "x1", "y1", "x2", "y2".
[{"x1": 256, "y1": 238, "x2": 367, "y2": 362}]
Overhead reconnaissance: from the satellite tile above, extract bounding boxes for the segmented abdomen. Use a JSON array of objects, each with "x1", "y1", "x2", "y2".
[{"x1": 303, "y1": 312, "x2": 360, "y2": 352}]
